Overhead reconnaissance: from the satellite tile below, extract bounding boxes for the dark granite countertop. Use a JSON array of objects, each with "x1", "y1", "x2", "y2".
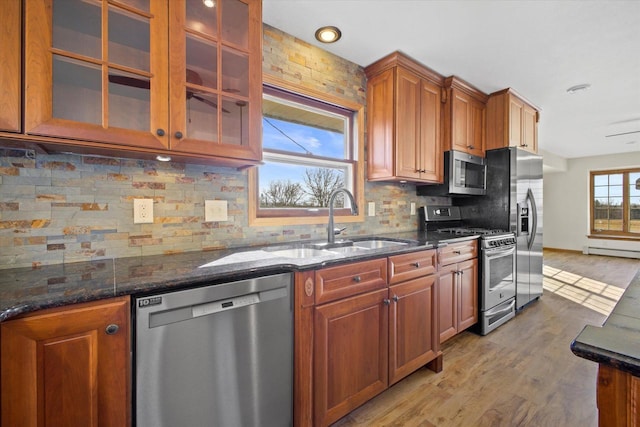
[
  {"x1": 571, "y1": 268, "x2": 640, "y2": 376},
  {"x1": 0, "y1": 232, "x2": 478, "y2": 322}
]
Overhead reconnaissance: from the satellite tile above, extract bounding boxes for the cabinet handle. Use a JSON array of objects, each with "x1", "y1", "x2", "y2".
[
  {"x1": 174, "y1": 131, "x2": 184, "y2": 139},
  {"x1": 453, "y1": 250, "x2": 461, "y2": 255},
  {"x1": 383, "y1": 298, "x2": 391, "y2": 305},
  {"x1": 413, "y1": 262, "x2": 420, "y2": 268},
  {"x1": 105, "y1": 324, "x2": 119, "y2": 335},
  {"x1": 467, "y1": 145, "x2": 475, "y2": 150},
  {"x1": 353, "y1": 275, "x2": 361, "y2": 283},
  {"x1": 156, "y1": 128, "x2": 165, "y2": 136},
  {"x1": 392, "y1": 295, "x2": 399, "y2": 302}
]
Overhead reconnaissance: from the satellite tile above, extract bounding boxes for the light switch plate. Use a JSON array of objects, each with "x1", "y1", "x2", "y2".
[
  {"x1": 133, "y1": 199, "x2": 154, "y2": 224},
  {"x1": 368, "y1": 202, "x2": 375, "y2": 217},
  {"x1": 410, "y1": 202, "x2": 416, "y2": 215},
  {"x1": 205, "y1": 200, "x2": 228, "y2": 222}
]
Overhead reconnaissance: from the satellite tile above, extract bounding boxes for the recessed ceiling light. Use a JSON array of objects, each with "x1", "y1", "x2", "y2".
[
  {"x1": 566, "y1": 83, "x2": 591, "y2": 94},
  {"x1": 315, "y1": 26, "x2": 342, "y2": 43},
  {"x1": 203, "y1": 0, "x2": 215, "y2": 8}
]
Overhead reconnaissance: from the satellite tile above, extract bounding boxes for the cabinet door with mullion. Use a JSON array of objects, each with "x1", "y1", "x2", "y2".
[
  {"x1": 24, "y1": 0, "x2": 169, "y2": 149},
  {"x1": 168, "y1": 0, "x2": 261, "y2": 161},
  {"x1": 0, "y1": 0, "x2": 21, "y2": 132}
]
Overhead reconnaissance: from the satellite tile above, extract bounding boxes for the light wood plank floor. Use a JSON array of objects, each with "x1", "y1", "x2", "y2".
[{"x1": 332, "y1": 250, "x2": 640, "y2": 427}]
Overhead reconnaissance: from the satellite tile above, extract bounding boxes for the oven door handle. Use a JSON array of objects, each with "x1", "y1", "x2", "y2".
[
  {"x1": 485, "y1": 246, "x2": 515, "y2": 258},
  {"x1": 486, "y1": 300, "x2": 516, "y2": 317}
]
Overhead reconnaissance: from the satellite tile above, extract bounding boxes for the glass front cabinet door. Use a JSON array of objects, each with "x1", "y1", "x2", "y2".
[{"x1": 24, "y1": 0, "x2": 262, "y2": 165}]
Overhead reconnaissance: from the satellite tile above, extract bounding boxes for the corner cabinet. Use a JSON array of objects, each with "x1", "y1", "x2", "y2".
[
  {"x1": 1, "y1": 297, "x2": 130, "y2": 426},
  {"x1": 486, "y1": 88, "x2": 540, "y2": 154},
  {"x1": 365, "y1": 51, "x2": 444, "y2": 183},
  {"x1": 23, "y1": 0, "x2": 262, "y2": 167},
  {"x1": 442, "y1": 76, "x2": 488, "y2": 157},
  {"x1": 0, "y1": 0, "x2": 21, "y2": 132},
  {"x1": 438, "y1": 240, "x2": 478, "y2": 343}
]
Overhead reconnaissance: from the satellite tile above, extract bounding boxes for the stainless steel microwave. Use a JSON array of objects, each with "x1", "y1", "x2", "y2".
[{"x1": 417, "y1": 150, "x2": 486, "y2": 196}]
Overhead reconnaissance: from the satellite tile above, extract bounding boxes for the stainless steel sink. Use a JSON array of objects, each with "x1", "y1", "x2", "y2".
[
  {"x1": 352, "y1": 240, "x2": 408, "y2": 249},
  {"x1": 328, "y1": 246, "x2": 368, "y2": 254},
  {"x1": 267, "y1": 248, "x2": 336, "y2": 258}
]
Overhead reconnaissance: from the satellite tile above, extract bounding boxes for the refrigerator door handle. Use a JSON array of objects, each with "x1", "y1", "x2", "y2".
[
  {"x1": 527, "y1": 188, "x2": 537, "y2": 251},
  {"x1": 516, "y1": 202, "x2": 522, "y2": 237}
]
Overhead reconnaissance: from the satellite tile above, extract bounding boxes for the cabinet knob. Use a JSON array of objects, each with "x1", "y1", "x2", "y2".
[
  {"x1": 413, "y1": 262, "x2": 421, "y2": 268},
  {"x1": 156, "y1": 128, "x2": 165, "y2": 136},
  {"x1": 392, "y1": 295, "x2": 399, "y2": 302},
  {"x1": 105, "y1": 324, "x2": 119, "y2": 335},
  {"x1": 383, "y1": 298, "x2": 391, "y2": 305},
  {"x1": 353, "y1": 275, "x2": 361, "y2": 283},
  {"x1": 174, "y1": 131, "x2": 184, "y2": 139}
]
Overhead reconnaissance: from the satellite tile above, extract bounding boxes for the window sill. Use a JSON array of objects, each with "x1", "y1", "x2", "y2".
[{"x1": 587, "y1": 235, "x2": 640, "y2": 242}]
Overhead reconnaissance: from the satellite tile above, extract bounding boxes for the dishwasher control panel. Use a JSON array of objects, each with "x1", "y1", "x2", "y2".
[{"x1": 192, "y1": 293, "x2": 260, "y2": 317}]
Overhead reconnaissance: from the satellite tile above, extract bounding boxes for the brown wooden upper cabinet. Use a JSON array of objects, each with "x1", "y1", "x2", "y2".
[
  {"x1": 0, "y1": 0, "x2": 21, "y2": 133},
  {"x1": 442, "y1": 76, "x2": 488, "y2": 158},
  {"x1": 365, "y1": 51, "x2": 444, "y2": 184},
  {"x1": 23, "y1": 0, "x2": 262, "y2": 166},
  {"x1": 486, "y1": 88, "x2": 540, "y2": 154}
]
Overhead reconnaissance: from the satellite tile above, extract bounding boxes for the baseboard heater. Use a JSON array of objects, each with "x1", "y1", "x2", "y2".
[{"x1": 584, "y1": 247, "x2": 640, "y2": 259}]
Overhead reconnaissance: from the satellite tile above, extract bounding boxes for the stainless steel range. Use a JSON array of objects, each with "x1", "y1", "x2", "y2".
[{"x1": 421, "y1": 206, "x2": 517, "y2": 335}]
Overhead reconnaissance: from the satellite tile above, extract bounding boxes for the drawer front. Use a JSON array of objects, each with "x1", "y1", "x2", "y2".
[
  {"x1": 315, "y1": 258, "x2": 388, "y2": 304},
  {"x1": 388, "y1": 249, "x2": 437, "y2": 285},
  {"x1": 438, "y1": 240, "x2": 478, "y2": 267}
]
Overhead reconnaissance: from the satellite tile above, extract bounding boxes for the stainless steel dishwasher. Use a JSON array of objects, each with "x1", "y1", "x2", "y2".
[{"x1": 134, "y1": 272, "x2": 293, "y2": 427}]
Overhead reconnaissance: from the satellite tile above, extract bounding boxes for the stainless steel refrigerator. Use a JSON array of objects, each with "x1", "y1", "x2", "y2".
[{"x1": 458, "y1": 147, "x2": 543, "y2": 310}]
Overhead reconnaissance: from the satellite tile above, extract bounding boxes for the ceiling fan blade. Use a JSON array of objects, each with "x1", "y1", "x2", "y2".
[
  {"x1": 108, "y1": 74, "x2": 150, "y2": 90},
  {"x1": 192, "y1": 94, "x2": 231, "y2": 113}
]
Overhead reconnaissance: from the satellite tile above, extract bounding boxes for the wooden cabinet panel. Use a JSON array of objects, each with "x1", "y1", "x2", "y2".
[
  {"x1": 596, "y1": 363, "x2": 640, "y2": 427},
  {"x1": 458, "y1": 259, "x2": 479, "y2": 331},
  {"x1": 389, "y1": 275, "x2": 438, "y2": 385},
  {"x1": 315, "y1": 258, "x2": 387, "y2": 304},
  {"x1": 1, "y1": 296, "x2": 130, "y2": 427},
  {"x1": 395, "y1": 68, "x2": 422, "y2": 181},
  {"x1": 365, "y1": 51, "x2": 444, "y2": 184},
  {"x1": 438, "y1": 240, "x2": 478, "y2": 343},
  {"x1": 388, "y1": 249, "x2": 437, "y2": 284},
  {"x1": 443, "y1": 77, "x2": 487, "y2": 157},
  {"x1": 314, "y1": 289, "x2": 389, "y2": 427},
  {"x1": 438, "y1": 264, "x2": 458, "y2": 343},
  {"x1": 486, "y1": 88, "x2": 539, "y2": 154},
  {"x1": 438, "y1": 239, "x2": 478, "y2": 267},
  {"x1": 0, "y1": 0, "x2": 21, "y2": 132}
]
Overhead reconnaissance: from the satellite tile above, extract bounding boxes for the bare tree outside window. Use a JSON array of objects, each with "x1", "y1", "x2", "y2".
[
  {"x1": 304, "y1": 168, "x2": 344, "y2": 207},
  {"x1": 260, "y1": 180, "x2": 305, "y2": 207}
]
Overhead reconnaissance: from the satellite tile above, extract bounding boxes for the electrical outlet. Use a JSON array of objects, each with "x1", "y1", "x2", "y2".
[
  {"x1": 205, "y1": 200, "x2": 228, "y2": 222},
  {"x1": 133, "y1": 199, "x2": 154, "y2": 224},
  {"x1": 410, "y1": 202, "x2": 416, "y2": 215},
  {"x1": 368, "y1": 202, "x2": 375, "y2": 217}
]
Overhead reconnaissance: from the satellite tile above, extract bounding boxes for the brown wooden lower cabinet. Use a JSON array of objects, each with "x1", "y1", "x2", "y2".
[
  {"x1": 597, "y1": 363, "x2": 640, "y2": 426},
  {"x1": 314, "y1": 288, "x2": 390, "y2": 426},
  {"x1": 309, "y1": 251, "x2": 441, "y2": 426},
  {"x1": 1, "y1": 296, "x2": 131, "y2": 427},
  {"x1": 389, "y1": 274, "x2": 438, "y2": 385}
]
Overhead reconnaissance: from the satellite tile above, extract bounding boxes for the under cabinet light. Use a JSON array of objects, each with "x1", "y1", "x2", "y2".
[
  {"x1": 203, "y1": 0, "x2": 215, "y2": 8},
  {"x1": 156, "y1": 155, "x2": 172, "y2": 162}
]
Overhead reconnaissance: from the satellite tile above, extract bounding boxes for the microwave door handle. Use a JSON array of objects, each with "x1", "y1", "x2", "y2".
[{"x1": 527, "y1": 188, "x2": 537, "y2": 251}]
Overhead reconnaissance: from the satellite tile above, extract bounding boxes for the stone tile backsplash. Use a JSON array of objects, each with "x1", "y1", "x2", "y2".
[{"x1": 0, "y1": 148, "x2": 432, "y2": 269}]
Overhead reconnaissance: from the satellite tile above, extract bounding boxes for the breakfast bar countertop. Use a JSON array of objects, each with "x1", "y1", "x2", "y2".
[
  {"x1": 0, "y1": 231, "x2": 478, "y2": 322},
  {"x1": 571, "y1": 269, "x2": 640, "y2": 377}
]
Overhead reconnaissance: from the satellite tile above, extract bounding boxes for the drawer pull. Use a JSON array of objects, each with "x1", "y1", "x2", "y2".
[
  {"x1": 105, "y1": 324, "x2": 119, "y2": 335},
  {"x1": 413, "y1": 262, "x2": 421, "y2": 268},
  {"x1": 353, "y1": 275, "x2": 362, "y2": 283},
  {"x1": 453, "y1": 250, "x2": 461, "y2": 255}
]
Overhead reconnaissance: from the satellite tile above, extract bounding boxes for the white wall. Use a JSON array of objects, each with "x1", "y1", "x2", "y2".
[{"x1": 543, "y1": 151, "x2": 640, "y2": 252}]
